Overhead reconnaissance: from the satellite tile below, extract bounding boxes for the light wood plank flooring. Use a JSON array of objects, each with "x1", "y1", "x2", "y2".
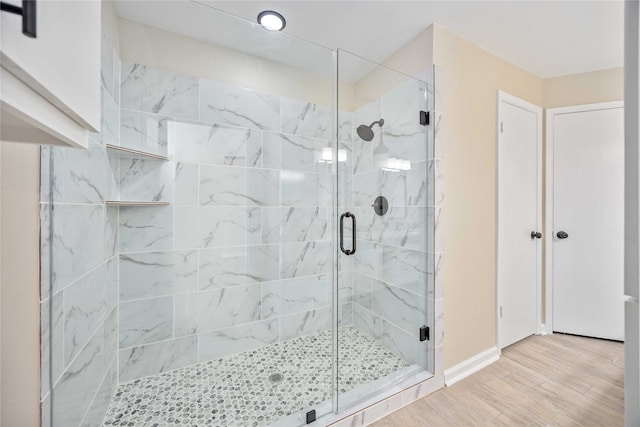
[{"x1": 372, "y1": 333, "x2": 624, "y2": 426}]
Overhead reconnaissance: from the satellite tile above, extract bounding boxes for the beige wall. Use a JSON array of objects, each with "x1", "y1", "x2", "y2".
[
  {"x1": 544, "y1": 67, "x2": 623, "y2": 108},
  {"x1": 431, "y1": 24, "x2": 544, "y2": 369},
  {"x1": 118, "y1": 18, "x2": 342, "y2": 108},
  {"x1": 0, "y1": 141, "x2": 41, "y2": 426}
]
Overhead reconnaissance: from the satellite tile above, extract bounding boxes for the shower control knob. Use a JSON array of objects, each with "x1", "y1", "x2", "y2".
[
  {"x1": 557, "y1": 231, "x2": 569, "y2": 239},
  {"x1": 530, "y1": 231, "x2": 542, "y2": 239}
]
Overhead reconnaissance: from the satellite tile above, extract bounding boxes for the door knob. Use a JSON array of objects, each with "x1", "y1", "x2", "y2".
[
  {"x1": 531, "y1": 231, "x2": 542, "y2": 239},
  {"x1": 557, "y1": 231, "x2": 569, "y2": 239}
]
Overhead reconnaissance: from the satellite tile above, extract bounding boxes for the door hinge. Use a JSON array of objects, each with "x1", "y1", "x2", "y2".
[
  {"x1": 500, "y1": 122, "x2": 504, "y2": 133},
  {"x1": 420, "y1": 110, "x2": 429, "y2": 126},
  {"x1": 420, "y1": 325, "x2": 430, "y2": 341},
  {"x1": 500, "y1": 306, "x2": 503, "y2": 318}
]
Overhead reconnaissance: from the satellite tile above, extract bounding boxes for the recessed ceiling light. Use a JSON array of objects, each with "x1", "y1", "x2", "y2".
[{"x1": 257, "y1": 10, "x2": 286, "y2": 31}]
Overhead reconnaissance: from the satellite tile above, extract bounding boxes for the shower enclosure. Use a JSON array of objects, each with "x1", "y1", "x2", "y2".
[{"x1": 39, "y1": 3, "x2": 439, "y2": 426}]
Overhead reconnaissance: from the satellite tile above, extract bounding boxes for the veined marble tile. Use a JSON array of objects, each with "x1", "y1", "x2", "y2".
[
  {"x1": 40, "y1": 300, "x2": 50, "y2": 399},
  {"x1": 104, "y1": 206, "x2": 119, "y2": 261},
  {"x1": 198, "y1": 318, "x2": 279, "y2": 362},
  {"x1": 381, "y1": 320, "x2": 426, "y2": 367},
  {"x1": 381, "y1": 247, "x2": 428, "y2": 297},
  {"x1": 118, "y1": 158, "x2": 174, "y2": 202},
  {"x1": 119, "y1": 296, "x2": 174, "y2": 348},
  {"x1": 353, "y1": 271, "x2": 373, "y2": 309},
  {"x1": 353, "y1": 240, "x2": 381, "y2": 278},
  {"x1": 199, "y1": 79, "x2": 279, "y2": 131},
  {"x1": 113, "y1": 52, "x2": 121, "y2": 105},
  {"x1": 175, "y1": 163, "x2": 199, "y2": 206},
  {"x1": 121, "y1": 62, "x2": 199, "y2": 119},
  {"x1": 381, "y1": 77, "x2": 422, "y2": 130},
  {"x1": 261, "y1": 274, "x2": 330, "y2": 319},
  {"x1": 198, "y1": 244, "x2": 279, "y2": 289},
  {"x1": 434, "y1": 298, "x2": 444, "y2": 348},
  {"x1": 374, "y1": 206, "x2": 427, "y2": 251},
  {"x1": 52, "y1": 321, "x2": 108, "y2": 427},
  {"x1": 119, "y1": 110, "x2": 168, "y2": 156},
  {"x1": 340, "y1": 302, "x2": 353, "y2": 326},
  {"x1": 119, "y1": 335, "x2": 197, "y2": 383},
  {"x1": 428, "y1": 206, "x2": 443, "y2": 253},
  {"x1": 171, "y1": 121, "x2": 262, "y2": 168},
  {"x1": 51, "y1": 204, "x2": 106, "y2": 292},
  {"x1": 381, "y1": 161, "x2": 427, "y2": 207},
  {"x1": 381, "y1": 123, "x2": 427, "y2": 164},
  {"x1": 339, "y1": 110, "x2": 353, "y2": 143},
  {"x1": 199, "y1": 165, "x2": 279, "y2": 207},
  {"x1": 427, "y1": 159, "x2": 444, "y2": 206},
  {"x1": 262, "y1": 207, "x2": 330, "y2": 244},
  {"x1": 104, "y1": 306, "x2": 118, "y2": 361},
  {"x1": 40, "y1": 203, "x2": 51, "y2": 301},
  {"x1": 352, "y1": 171, "x2": 380, "y2": 207},
  {"x1": 101, "y1": 87, "x2": 120, "y2": 146},
  {"x1": 59, "y1": 139, "x2": 114, "y2": 203},
  {"x1": 338, "y1": 270, "x2": 353, "y2": 304},
  {"x1": 80, "y1": 357, "x2": 117, "y2": 427},
  {"x1": 100, "y1": 31, "x2": 115, "y2": 98},
  {"x1": 174, "y1": 284, "x2": 261, "y2": 336},
  {"x1": 280, "y1": 170, "x2": 332, "y2": 207},
  {"x1": 119, "y1": 250, "x2": 198, "y2": 300},
  {"x1": 371, "y1": 279, "x2": 426, "y2": 335},
  {"x1": 174, "y1": 206, "x2": 260, "y2": 249},
  {"x1": 351, "y1": 206, "x2": 374, "y2": 241},
  {"x1": 353, "y1": 304, "x2": 382, "y2": 341},
  {"x1": 50, "y1": 292, "x2": 64, "y2": 384},
  {"x1": 279, "y1": 307, "x2": 331, "y2": 341},
  {"x1": 63, "y1": 259, "x2": 117, "y2": 366},
  {"x1": 41, "y1": 395, "x2": 51, "y2": 427},
  {"x1": 263, "y1": 132, "x2": 331, "y2": 173},
  {"x1": 280, "y1": 97, "x2": 332, "y2": 140},
  {"x1": 280, "y1": 240, "x2": 332, "y2": 279},
  {"x1": 119, "y1": 206, "x2": 173, "y2": 253}
]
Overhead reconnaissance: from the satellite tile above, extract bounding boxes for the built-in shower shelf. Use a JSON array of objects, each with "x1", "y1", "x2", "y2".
[
  {"x1": 106, "y1": 144, "x2": 169, "y2": 161},
  {"x1": 105, "y1": 200, "x2": 171, "y2": 206}
]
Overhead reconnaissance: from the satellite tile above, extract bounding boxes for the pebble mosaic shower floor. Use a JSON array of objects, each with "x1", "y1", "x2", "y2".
[{"x1": 102, "y1": 326, "x2": 409, "y2": 427}]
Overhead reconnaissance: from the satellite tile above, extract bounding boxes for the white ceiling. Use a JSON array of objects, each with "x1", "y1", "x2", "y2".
[{"x1": 115, "y1": 0, "x2": 624, "y2": 79}]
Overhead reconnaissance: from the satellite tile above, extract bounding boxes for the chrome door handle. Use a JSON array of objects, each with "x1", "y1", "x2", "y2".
[
  {"x1": 339, "y1": 212, "x2": 356, "y2": 255},
  {"x1": 531, "y1": 231, "x2": 542, "y2": 239}
]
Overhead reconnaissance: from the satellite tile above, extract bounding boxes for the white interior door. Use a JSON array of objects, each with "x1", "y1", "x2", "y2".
[
  {"x1": 497, "y1": 92, "x2": 542, "y2": 349},
  {"x1": 550, "y1": 103, "x2": 624, "y2": 341}
]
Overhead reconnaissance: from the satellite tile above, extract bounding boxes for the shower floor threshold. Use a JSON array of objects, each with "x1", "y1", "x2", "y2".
[{"x1": 102, "y1": 325, "x2": 410, "y2": 427}]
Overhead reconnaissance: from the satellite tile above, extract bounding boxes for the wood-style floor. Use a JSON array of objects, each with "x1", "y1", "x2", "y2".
[{"x1": 372, "y1": 333, "x2": 624, "y2": 426}]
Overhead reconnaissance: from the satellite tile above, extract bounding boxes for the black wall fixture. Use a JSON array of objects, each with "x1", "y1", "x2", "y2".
[
  {"x1": 1, "y1": 0, "x2": 36, "y2": 38},
  {"x1": 372, "y1": 196, "x2": 389, "y2": 216}
]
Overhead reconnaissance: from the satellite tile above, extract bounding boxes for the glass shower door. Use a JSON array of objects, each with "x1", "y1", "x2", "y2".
[{"x1": 336, "y1": 49, "x2": 433, "y2": 410}]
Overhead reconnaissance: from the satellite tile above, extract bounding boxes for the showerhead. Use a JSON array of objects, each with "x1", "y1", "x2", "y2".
[{"x1": 356, "y1": 118, "x2": 384, "y2": 142}]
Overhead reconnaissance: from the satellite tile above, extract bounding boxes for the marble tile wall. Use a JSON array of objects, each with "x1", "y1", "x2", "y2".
[
  {"x1": 40, "y1": 31, "x2": 121, "y2": 427},
  {"x1": 348, "y1": 76, "x2": 433, "y2": 371},
  {"x1": 116, "y1": 61, "x2": 348, "y2": 383}
]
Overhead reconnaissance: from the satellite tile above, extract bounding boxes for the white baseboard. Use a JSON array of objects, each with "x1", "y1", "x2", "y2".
[{"x1": 444, "y1": 346, "x2": 500, "y2": 386}]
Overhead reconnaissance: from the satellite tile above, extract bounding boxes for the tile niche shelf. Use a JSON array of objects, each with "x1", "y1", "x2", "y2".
[
  {"x1": 105, "y1": 145, "x2": 171, "y2": 206},
  {"x1": 104, "y1": 200, "x2": 170, "y2": 206},
  {"x1": 105, "y1": 144, "x2": 169, "y2": 161}
]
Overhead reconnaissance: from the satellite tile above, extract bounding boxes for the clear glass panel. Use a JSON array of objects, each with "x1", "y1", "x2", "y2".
[
  {"x1": 336, "y1": 49, "x2": 433, "y2": 410},
  {"x1": 47, "y1": 3, "x2": 336, "y2": 426}
]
